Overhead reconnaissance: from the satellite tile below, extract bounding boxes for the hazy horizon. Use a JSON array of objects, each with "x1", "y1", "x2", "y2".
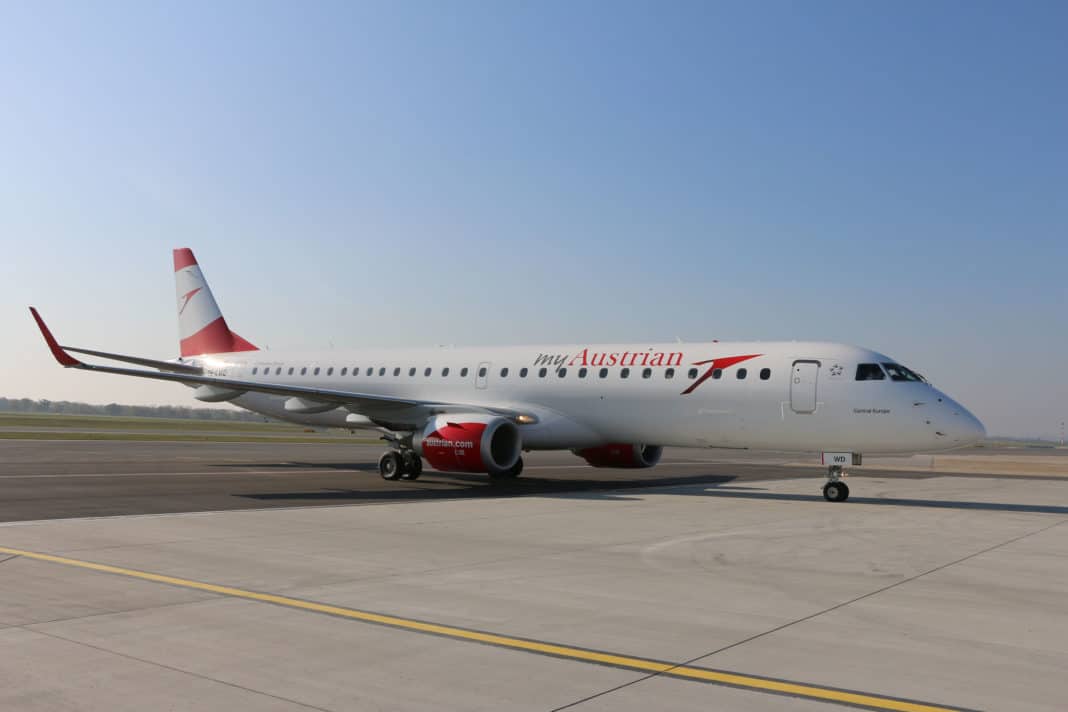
[{"x1": 3, "y1": 2, "x2": 1065, "y2": 440}]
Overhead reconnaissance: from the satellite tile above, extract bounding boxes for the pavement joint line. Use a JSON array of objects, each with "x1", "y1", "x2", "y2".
[
  {"x1": 0, "y1": 544, "x2": 967, "y2": 712},
  {"x1": 24, "y1": 627, "x2": 334, "y2": 712},
  {"x1": 553, "y1": 516, "x2": 1067, "y2": 711}
]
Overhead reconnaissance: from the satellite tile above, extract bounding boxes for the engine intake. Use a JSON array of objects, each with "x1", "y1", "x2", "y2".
[
  {"x1": 415, "y1": 414, "x2": 521, "y2": 475},
  {"x1": 575, "y1": 443, "x2": 663, "y2": 469}
]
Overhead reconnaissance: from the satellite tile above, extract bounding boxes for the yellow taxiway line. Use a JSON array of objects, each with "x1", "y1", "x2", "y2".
[{"x1": 0, "y1": 544, "x2": 969, "y2": 712}]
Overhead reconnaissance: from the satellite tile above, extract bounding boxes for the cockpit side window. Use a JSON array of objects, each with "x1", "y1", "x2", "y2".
[
  {"x1": 855, "y1": 363, "x2": 885, "y2": 381},
  {"x1": 882, "y1": 363, "x2": 925, "y2": 382}
]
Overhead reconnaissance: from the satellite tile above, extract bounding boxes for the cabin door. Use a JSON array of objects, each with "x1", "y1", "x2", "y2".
[{"x1": 790, "y1": 360, "x2": 819, "y2": 413}]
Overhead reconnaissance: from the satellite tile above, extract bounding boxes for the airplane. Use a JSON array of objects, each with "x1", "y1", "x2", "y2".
[{"x1": 29, "y1": 248, "x2": 986, "y2": 502}]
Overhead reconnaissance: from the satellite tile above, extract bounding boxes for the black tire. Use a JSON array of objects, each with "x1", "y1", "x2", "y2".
[
  {"x1": 489, "y1": 457, "x2": 523, "y2": 481},
  {"x1": 401, "y1": 453, "x2": 422, "y2": 480},
  {"x1": 822, "y1": 481, "x2": 849, "y2": 502},
  {"x1": 379, "y1": 451, "x2": 403, "y2": 481}
]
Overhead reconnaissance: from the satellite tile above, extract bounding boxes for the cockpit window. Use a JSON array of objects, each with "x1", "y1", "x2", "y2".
[
  {"x1": 855, "y1": 363, "x2": 885, "y2": 381},
  {"x1": 882, "y1": 363, "x2": 925, "y2": 382}
]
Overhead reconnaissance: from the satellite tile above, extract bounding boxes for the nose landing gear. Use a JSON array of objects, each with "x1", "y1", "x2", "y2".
[{"x1": 822, "y1": 465, "x2": 849, "y2": 502}]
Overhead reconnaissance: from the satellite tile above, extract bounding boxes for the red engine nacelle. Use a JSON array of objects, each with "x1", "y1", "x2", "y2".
[
  {"x1": 575, "y1": 443, "x2": 663, "y2": 469},
  {"x1": 415, "y1": 414, "x2": 522, "y2": 475}
]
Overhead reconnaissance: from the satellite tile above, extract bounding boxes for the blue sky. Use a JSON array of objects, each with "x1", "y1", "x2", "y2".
[{"x1": 2, "y1": 1, "x2": 1065, "y2": 439}]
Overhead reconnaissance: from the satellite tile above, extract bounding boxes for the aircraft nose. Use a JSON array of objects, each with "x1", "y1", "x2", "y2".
[{"x1": 940, "y1": 399, "x2": 986, "y2": 446}]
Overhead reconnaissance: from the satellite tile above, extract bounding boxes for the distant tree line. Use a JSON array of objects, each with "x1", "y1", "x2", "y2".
[{"x1": 0, "y1": 397, "x2": 267, "y2": 422}]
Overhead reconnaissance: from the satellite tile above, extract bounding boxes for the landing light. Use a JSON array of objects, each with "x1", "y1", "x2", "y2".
[{"x1": 515, "y1": 414, "x2": 538, "y2": 425}]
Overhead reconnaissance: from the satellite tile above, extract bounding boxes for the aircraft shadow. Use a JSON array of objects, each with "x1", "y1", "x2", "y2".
[
  {"x1": 237, "y1": 473, "x2": 740, "y2": 502},
  {"x1": 665, "y1": 486, "x2": 1068, "y2": 515}
]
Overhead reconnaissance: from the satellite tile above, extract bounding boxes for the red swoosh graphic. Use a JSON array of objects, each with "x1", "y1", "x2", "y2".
[
  {"x1": 680, "y1": 354, "x2": 761, "y2": 395},
  {"x1": 179, "y1": 287, "x2": 202, "y2": 315}
]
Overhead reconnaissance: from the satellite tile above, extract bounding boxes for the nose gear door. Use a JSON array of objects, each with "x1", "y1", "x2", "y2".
[{"x1": 790, "y1": 360, "x2": 819, "y2": 413}]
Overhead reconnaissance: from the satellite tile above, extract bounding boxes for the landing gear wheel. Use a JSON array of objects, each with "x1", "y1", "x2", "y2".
[
  {"x1": 823, "y1": 481, "x2": 849, "y2": 502},
  {"x1": 401, "y1": 453, "x2": 422, "y2": 480},
  {"x1": 490, "y1": 457, "x2": 524, "y2": 481},
  {"x1": 379, "y1": 451, "x2": 403, "y2": 481}
]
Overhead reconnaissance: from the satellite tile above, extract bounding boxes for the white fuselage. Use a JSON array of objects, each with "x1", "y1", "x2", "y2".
[{"x1": 187, "y1": 340, "x2": 985, "y2": 455}]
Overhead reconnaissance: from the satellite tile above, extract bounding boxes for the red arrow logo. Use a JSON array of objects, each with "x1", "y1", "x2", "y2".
[{"x1": 680, "y1": 354, "x2": 761, "y2": 395}]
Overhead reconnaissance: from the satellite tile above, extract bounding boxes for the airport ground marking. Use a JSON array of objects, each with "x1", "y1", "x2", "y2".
[{"x1": 0, "y1": 544, "x2": 969, "y2": 712}]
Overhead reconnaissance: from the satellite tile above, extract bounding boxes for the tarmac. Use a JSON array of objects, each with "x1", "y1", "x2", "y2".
[{"x1": 1, "y1": 440, "x2": 1066, "y2": 711}]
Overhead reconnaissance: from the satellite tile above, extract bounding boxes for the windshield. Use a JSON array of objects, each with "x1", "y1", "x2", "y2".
[{"x1": 881, "y1": 363, "x2": 926, "y2": 383}]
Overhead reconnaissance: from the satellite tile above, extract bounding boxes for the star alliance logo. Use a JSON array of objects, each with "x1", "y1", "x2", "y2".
[{"x1": 829, "y1": 364, "x2": 844, "y2": 377}]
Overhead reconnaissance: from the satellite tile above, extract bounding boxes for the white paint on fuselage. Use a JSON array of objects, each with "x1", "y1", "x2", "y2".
[{"x1": 190, "y1": 341, "x2": 984, "y2": 456}]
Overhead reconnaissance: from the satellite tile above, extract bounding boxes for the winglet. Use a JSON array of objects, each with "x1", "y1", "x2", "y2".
[{"x1": 28, "y1": 308, "x2": 82, "y2": 367}]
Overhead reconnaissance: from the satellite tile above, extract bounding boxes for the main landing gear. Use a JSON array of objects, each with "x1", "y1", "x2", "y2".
[
  {"x1": 822, "y1": 465, "x2": 849, "y2": 502},
  {"x1": 379, "y1": 450, "x2": 423, "y2": 481}
]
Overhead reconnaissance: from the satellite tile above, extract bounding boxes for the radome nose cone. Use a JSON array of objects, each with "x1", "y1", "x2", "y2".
[
  {"x1": 964, "y1": 409, "x2": 987, "y2": 444},
  {"x1": 935, "y1": 392, "x2": 986, "y2": 446}
]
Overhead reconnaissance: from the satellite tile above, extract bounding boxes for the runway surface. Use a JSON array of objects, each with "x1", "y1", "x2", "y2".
[
  {"x1": 4, "y1": 440, "x2": 1064, "y2": 523},
  {"x1": 1, "y1": 440, "x2": 1066, "y2": 711},
  {"x1": 0, "y1": 441, "x2": 832, "y2": 522}
]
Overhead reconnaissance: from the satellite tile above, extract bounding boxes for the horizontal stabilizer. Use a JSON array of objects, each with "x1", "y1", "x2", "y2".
[{"x1": 61, "y1": 346, "x2": 203, "y2": 374}]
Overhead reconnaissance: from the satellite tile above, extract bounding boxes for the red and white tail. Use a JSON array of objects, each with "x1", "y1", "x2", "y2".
[{"x1": 173, "y1": 248, "x2": 257, "y2": 357}]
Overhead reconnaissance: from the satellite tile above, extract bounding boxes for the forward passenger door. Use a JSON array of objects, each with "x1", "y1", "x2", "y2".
[{"x1": 790, "y1": 360, "x2": 819, "y2": 413}]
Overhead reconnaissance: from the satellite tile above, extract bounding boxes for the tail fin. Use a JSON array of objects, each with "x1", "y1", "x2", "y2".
[{"x1": 173, "y1": 248, "x2": 257, "y2": 357}]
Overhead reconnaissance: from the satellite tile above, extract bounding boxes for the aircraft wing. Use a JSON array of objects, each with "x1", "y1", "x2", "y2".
[{"x1": 29, "y1": 308, "x2": 528, "y2": 425}]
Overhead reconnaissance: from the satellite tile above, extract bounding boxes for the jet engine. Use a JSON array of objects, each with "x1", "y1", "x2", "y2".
[
  {"x1": 414, "y1": 414, "x2": 522, "y2": 475},
  {"x1": 575, "y1": 443, "x2": 663, "y2": 468}
]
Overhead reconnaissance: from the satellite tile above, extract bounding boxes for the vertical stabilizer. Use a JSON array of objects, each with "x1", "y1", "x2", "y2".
[{"x1": 174, "y1": 248, "x2": 257, "y2": 357}]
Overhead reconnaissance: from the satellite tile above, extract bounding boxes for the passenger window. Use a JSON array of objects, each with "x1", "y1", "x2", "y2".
[
  {"x1": 379, "y1": 367, "x2": 386, "y2": 376},
  {"x1": 288, "y1": 367, "x2": 294, "y2": 375},
  {"x1": 393, "y1": 367, "x2": 400, "y2": 377},
  {"x1": 760, "y1": 368, "x2": 770, "y2": 380},
  {"x1": 712, "y1": 369, "x2": 722, "y2": 379},
  {"x1": 274, "y1": 367, "x2": 281, "y2": 375},
  {"x1": 406, "y1": 367, "x2": 413, "y2": 376},
  {"x1": 252, "y1": 367, "x2": 258, "y2": 375},
  {"x1": 500, "y1": 367, "x2": 509, "y2": 377},
  {"x1": 479, "y1": 367, "x2": 487, "y2": 377},
  {"x1": 538, "y1": 368, "x2": 547, "y2": 377},
  {"x1": 442, "y1": 368, "x2": 450, "y2": 377},
  {"x1": 856, "y1": 364, "x2": 885, "y2": 381},
  {"x1": 578, "y1": 367, "x2": 587, "y2": 378},
  {"x1": 737, "y1": 368, "x2": 747, "y2": 380},
  {"x1": 558, "y1": 368, "x2": 567, "y2": 378},
  {"x1": 340, "y1": 367, "x2": 347, "y2": 376},
  {"x1": 423, "y1": 367, "x2": 430, "y2": 377},
  {"x1": 665, "y1": 368, "x2": 675, "y2": 379},
  {"x1": 301, "y1": 367, "x2": 307, "y2": 376},
  {"x1": 520, "y1": 367, "x2": 528, "y2": 377},
  {"x1": 352, "y1": 367, "x2": 359, "y2": 376},
  {"x1": 327, "y1": 367, "x2": 334, "y2": 376},
  {"x1": 620, "y1": 368, "x2": 630, "y2": 379},
  {"x1": 367, "y1": 368, "x2": 373, "y2": 377},
  {"x1": 599, "y1": 368, "x2": 608, "y2": 378},
  {"x1": 688, "y1": 368, "x2": 698, "y2": 379},
  {"x1": 314, "y1": 367, "x2": 321, "y2": 376},
  {"x1": 642, "y1": 368, "x2": 652, "y2": 379},
  {"x1": 461, "y1": 367, "x2": 469, "y2": 377}
]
